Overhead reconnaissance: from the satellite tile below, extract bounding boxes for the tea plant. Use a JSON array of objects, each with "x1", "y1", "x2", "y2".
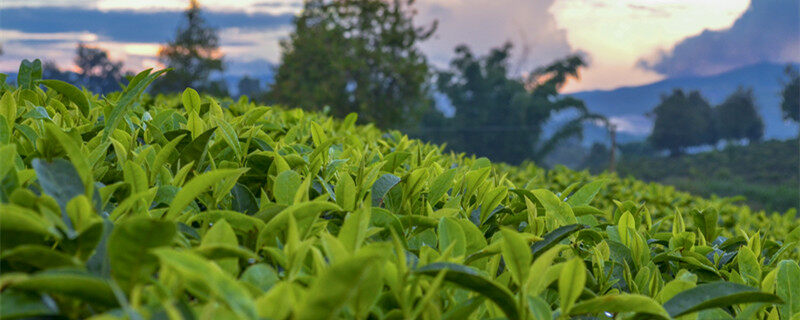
[{"x1": 1, "y1": 60, "x2": 799, "y2": 319}]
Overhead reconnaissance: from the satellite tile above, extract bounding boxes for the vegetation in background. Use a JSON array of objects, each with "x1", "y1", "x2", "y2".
[
  {"x1": 781, "y1": 65, "x2": 799, "y2": 123},
  {"x1": 269, "y1": 0, "x2": 437, "y2": 129},
  {"x1": 615, "y1": 139, "x2": 799, "y2": 212},
  {"x1": 151, "y1": 0, "x2": 226, "y2": 96},
  {"x1": 418, "y1": 43, "x2": 600, "y2": 164},
  {"x1": 715, "y1": 87, "x2": 764, "y2": 144},
  {"x1": 40, "y1": 43, "x2": 127, "y2": 94},
  {"x1": 649, "y1": 89, "x2": 717, "y2": 155},
  {"x1": 2, "y1": 61, "x2": 798, "y2": 319}
]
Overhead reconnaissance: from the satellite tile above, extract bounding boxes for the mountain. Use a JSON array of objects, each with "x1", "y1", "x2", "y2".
[{"x1": 570, "y1": 62, "x2": 799, "y2": 144}]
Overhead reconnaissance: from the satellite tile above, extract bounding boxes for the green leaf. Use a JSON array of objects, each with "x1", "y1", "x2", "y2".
[
  {"x1": 569, "y1": 294, "x2": 670, "y2": 320},
  {"x1": 182, "y1": 87, "x2": 201, "y2": 113},
  {"x1": 0, "y1": 289, "x2": 58, "y2": 319},
  {"x1": 335, "y1": 172, "x2": 356, "y2": 211},
  {"x1": 17, "y1": 59, "x2": 43, "y2": 90},
  {"x1": 107, "y1": 217, "x2": 176, "y2": 291},
  {"x1": 274, "y1": 170, "x2": 302, "y2": 205},
  {"x1": 663, "y1": 282, "x2": 783, "y2": 318},
  {"x1": 415, "y1": 262, "x2": 520, "y2": 320},
  {"x1": 44, "y1": 123, "x2": 93, "y2": 197},
  {"x1": 1, "y1": 91, "x2": 18, "y2": 125},
  {"x1": 38, "y1": 79, "x2": 90, "y2": 116},
  {"x1": 296, "y1": 254, "x2": 383, "y2": 320},
  {"x1": 1, "y1": 245, "x2": 81, "y2": 269},
  {"x1": 103, "y1": 68, "x2": 168, "y2": 140},
  {"x1": 566, "y1": 179, "x2": 606, "y2": 206},
  {"x1": 153, "y1": 249, "x2": 258, "y2": 320},
  {"x1": 231, "y1": 183, "x2": 258, "y2": 215},
  {"x1": 371, "y1": 173, "x2": 401, "y2": 206},
  {"x1": 480, "y1": 186, "x2": 507, "y2": 224},
  {"x1": 737, "y1": 246, "x2": 761, "y2": 287},
  {"x1": 381, "y1": 151, "x2": 410, "y2": 172},
  {"x1": 777, "y1": 260, "x2": 800, "y2": 320},
  {"x1": 338, "y1": 208, "x2": 372, "y2": 253},
  {"x1": 500, "y1": 228, "x2": 531, "y2": 285},
  {"x1": 32, "y1": 158, "x2": 85, "y2": 237},
  {"x1": 530, "y1": 224, "x2": 585, "y2": 258},
  {"x1": 178, "y1": 126, "x2": 217, "y2": 167},
  {"x1": 0, "y1": 204, "x2": 61, "y2": 239},
  {"x1": 439, "y1": 217, "x2": 467, "y2": 258},
  {"x1": 201, "y1": 219, "x2": 240, "y2": 276},
  {"x1": 214, "y1": 118, "x2": 242, "y2": 161},
  {"x1": 165, "y1": 168, "x2": 248, "y2": 219},
  {"x1": 559, "y1": 257, "x2": 586, "y2": 314},
  {"x1": 531, "y1": 189, "x2": 577, "y2": 225},
  {"x1": 429, "y1": 168, "x2": 456, "y2": 204},
  {"x1": 10, "y1": 269, "x2": 118, "y2": 307}
]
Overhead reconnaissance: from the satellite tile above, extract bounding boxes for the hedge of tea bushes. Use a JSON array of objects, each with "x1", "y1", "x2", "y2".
[{"x1": 1, "y1": 64, "x2": 799, "y2": 320}]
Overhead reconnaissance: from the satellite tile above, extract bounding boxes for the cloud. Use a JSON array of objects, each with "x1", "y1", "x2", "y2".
[
  {"x1": 0, "y1": 7, "x2": 293, "y2": 43},
  {"x1": 640, "y1": 0, "x2": 800, "y2": 77},
  {"x1": 415, "y1": 0, "x2": 575, "y2": 73}
]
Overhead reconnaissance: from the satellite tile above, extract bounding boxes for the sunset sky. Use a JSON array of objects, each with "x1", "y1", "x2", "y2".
[{"x1": 1, "y1": 0, "x2": 797, "y2": 92}]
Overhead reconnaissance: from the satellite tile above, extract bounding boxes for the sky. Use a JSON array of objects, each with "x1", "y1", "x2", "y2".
[{"x1": 1, "y1": 0, "x2": 798, "y2": 92}]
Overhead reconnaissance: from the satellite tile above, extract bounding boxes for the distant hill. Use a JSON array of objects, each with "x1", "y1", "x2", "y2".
[{"x1": 570, "y1": 62, "x2": 799, "y2": 144}]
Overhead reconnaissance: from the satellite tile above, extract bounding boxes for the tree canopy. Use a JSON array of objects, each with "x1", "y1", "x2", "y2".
[
  {"x1": 715, "y1": 87, "x2": 764, "y2": 143},
  {"x1": 649, "y1": 89, "x2": 716, "y2": 155},
  {"x1": 781, "y1": 65, "x2": 799, "y2": 123},
  {"x1": 269, "y1": 0, "x2": 436, "y2": 128},
  {"x1": 422, "y1": 43, "x2": 598, "y2": 164},
  {"x1": 152, "y1": 0, "x2": 225, "y2": 95}
]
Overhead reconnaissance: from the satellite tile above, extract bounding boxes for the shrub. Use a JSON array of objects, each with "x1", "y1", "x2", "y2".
[{"x1": 1, "y1": 63, "x2": 799, "y2": 319}]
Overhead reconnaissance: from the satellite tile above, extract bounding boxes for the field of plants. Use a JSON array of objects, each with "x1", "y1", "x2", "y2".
[{"x1": 1, "y1": 62, "x2": 799, "y2": 320}]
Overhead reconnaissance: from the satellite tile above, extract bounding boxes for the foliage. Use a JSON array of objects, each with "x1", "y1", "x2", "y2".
[
  {"x1": 715, "y1": 87, "x2": 764, "y2": 143},
  {"x1": 237, "y1": 76, "x2": 263, "y2": 99},
  {"x1": 39, "y1": 44, "x2": 126, "y2": 94},
  {"x1": 781, "y1": 65, "x2": 799, "y2": 123},
  {"x1": 151, "y1": 0, "x2": 226, "y2": 96},
  {"x1": 1, "y1": 62, "x2": 799, "y2": 320},
  {"x1": 421, "y1": 43, "x2": 599, "y2": 164},
  {"x1": 269, "y1": 0, "x2": 436, "y2": 129},
  {"x1": 615, "y1": 139, "x2": 799, "y2": 212},
  {"x1": 649, "y1": 89, "x2": 716, "y2": 155}
]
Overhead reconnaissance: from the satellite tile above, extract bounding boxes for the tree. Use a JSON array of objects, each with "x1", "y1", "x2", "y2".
[
  {"x1": 649, "y1": 89, "x2": 716, "y2": 155},
  {"x1": 780, "y1": 65, "x2": 799, "y2": 123},
  {"x1": 237, "y1": 76, "x2": 262, "y2": 98},
  {"x1": 715, "y1": 87, "x2": 764, "y2": 144},
  {"x1": 269, "y1": 0, "x2": 436, "y2": 128},
  {"x1": 152, "y1": 0, "x2": 225, "y2": 95},
  {"x1": 427, "y1": 43, "x2": 599, "y2": 164},
  {"x1": 74, "y1": 43, "x2": 124, "y2": 93}
]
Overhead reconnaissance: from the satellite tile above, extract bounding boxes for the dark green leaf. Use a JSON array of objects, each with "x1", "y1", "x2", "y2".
[
  {"x1": 663, "y1": 282, "x2": 783, "y2": 318},
  {"x1": 415, "y1": 262, "x2": 519, "y2": 320}
]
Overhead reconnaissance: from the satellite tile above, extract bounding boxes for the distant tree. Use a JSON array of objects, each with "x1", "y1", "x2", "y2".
[
  {"x1": 152, "y1": 0, "x2": 225, "y2": 94},
  {"x1": 780, "y1": 65, "x2": 799, "y2": 123},
  {"x1": 715, "y1": 87, "x2": 764, "y2": 144},
  {"x1": 429, "y1": 43, "x2": 599, "y2": 164},
  {"x1": 237, "y1": 76, "x2": 261, "y2": 98},
  {"x1": 580, "y1": 143, "x2": 610, "y2": 174},
  {"x1": 649, "y1": 89, "x2": 716, "y2": 155},
  {"x1": 269, "y1": 0, "x2": 437, "y2": 128},
  {"x1": 74, "y1": 43, "x2": 124, "y2": 93}
]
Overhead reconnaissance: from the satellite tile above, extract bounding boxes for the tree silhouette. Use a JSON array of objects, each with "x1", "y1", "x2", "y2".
[
  {"x1": 780, "y1": 65, "x2": 799, "y2": 123},
  {"x1": 152, "y1": 0, "x2": 225, "y2": 95},
  {"x1": 269, "y1": 0, "x2": 436, "y2": 128},
  {"x1": 715, "y1": 87, "x2": 764, "y2": 144},
  {"x1": 649, "y1": 89, "x2": 716, "y2": 155},
  {"x1": 427, "y1": 43, "x2": 599, "y2": 164}
]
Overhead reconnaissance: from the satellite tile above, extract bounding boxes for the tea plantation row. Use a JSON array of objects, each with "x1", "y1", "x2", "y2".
[{"x1": 1, "y1": 64, "x2": 799, "y2": 319}]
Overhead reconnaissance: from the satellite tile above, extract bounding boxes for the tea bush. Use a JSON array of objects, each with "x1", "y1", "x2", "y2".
[{"x1": 1, "y1": 62, "x2": 799, "y2": 319}]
